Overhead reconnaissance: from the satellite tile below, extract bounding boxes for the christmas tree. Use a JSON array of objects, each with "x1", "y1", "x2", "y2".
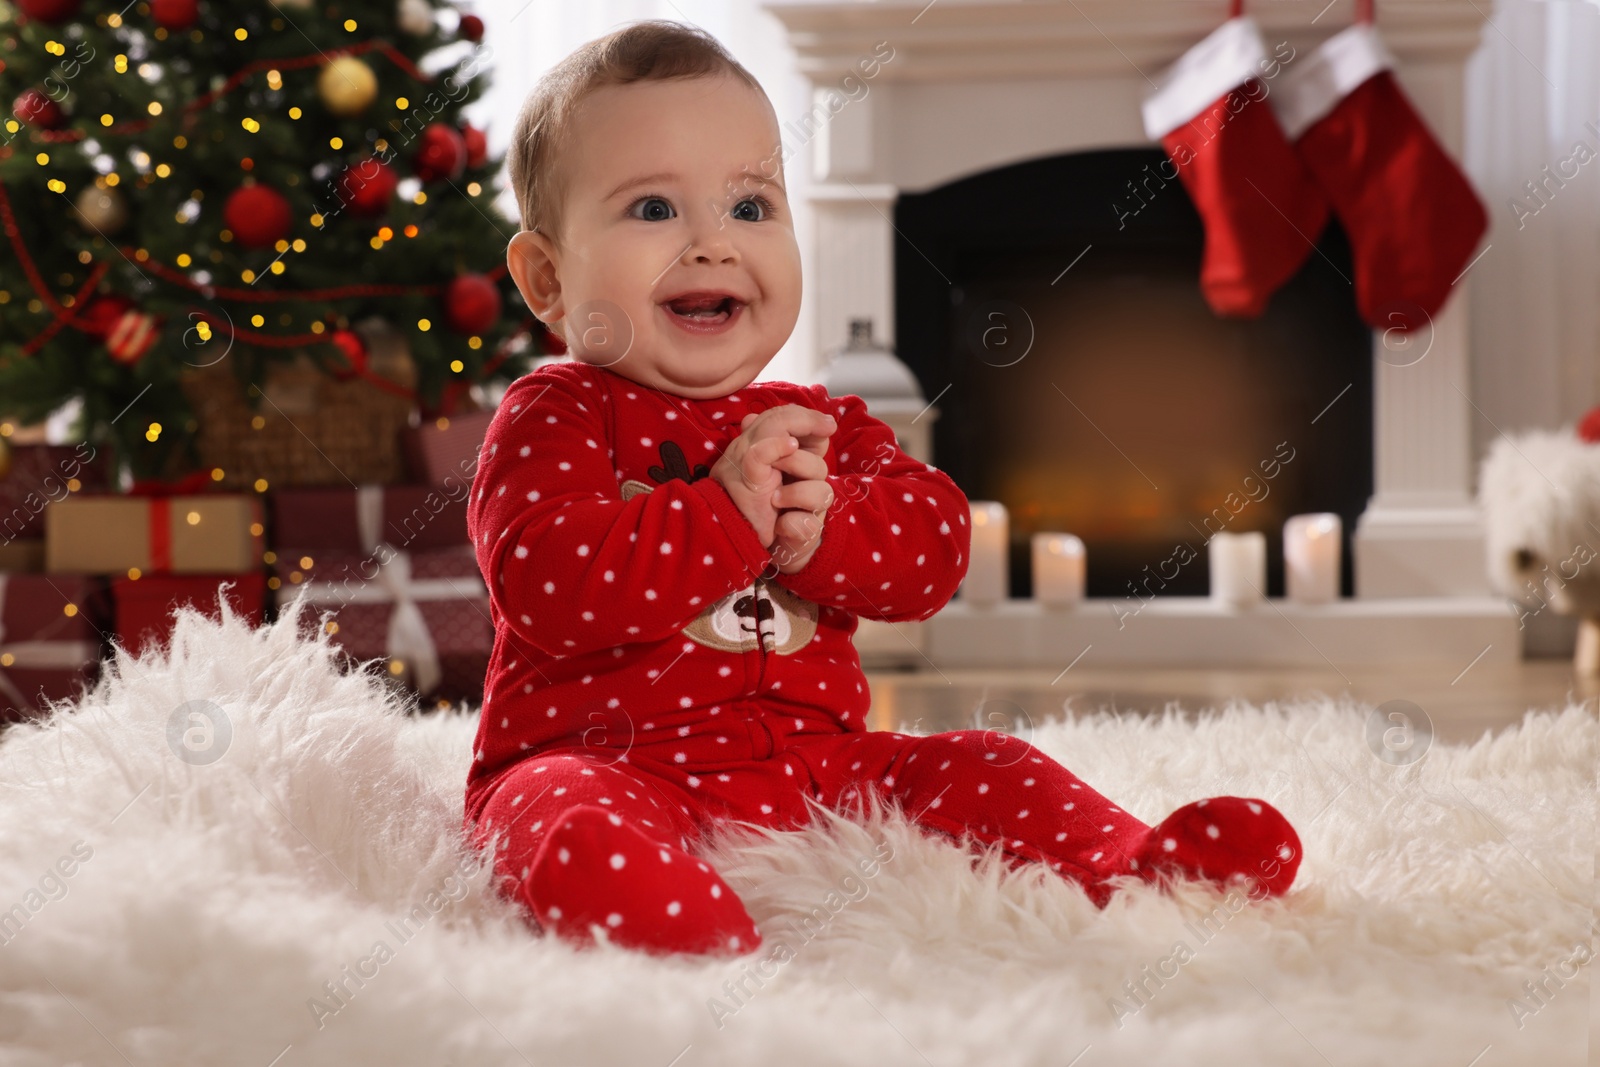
[{"x1": 0, "y1": 0, "x2": 538, "y2": 480}]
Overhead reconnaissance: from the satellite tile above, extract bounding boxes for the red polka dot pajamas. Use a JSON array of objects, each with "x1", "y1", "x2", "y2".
[{"x1": 464, "y1": 360, "x2": 1302, "y2": 957}]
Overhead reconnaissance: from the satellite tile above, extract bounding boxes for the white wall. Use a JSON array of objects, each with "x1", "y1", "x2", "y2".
[{"x1": 1463, "y1": 0, "x2": 1600, "y2": 468}]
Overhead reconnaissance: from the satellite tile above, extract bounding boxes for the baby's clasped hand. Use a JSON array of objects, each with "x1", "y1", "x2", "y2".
[{"x1": 709, "y1": 404, "x2": 836, "y2": 573}]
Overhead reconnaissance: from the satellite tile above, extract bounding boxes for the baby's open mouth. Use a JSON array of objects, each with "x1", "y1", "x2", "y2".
[{"x1": 662, "y1": 291, "x2": 744, "y2": 326}]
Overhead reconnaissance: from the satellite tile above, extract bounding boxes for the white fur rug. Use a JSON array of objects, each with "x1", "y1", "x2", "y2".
[{"x1": 0, "y1": 601, "x2": 1592, "y2": 1066}]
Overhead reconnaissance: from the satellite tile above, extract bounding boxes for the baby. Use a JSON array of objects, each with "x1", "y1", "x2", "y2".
[{"x1": 465, "y1": 20, "x2": 1302, "y2": 957}]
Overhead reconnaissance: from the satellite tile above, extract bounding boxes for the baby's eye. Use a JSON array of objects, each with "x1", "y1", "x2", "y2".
[
  {"x1": 729, "y1": 196, "x2": 772, "y2": 223},
  {"x1": 628, "y1": 196, "x2": 675, "y2": 222}
]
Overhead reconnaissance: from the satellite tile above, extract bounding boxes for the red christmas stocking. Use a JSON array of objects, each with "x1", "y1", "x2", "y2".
[
  {"x1": 1141, "y1": 4, "x2": 1329, "y2": 318},
  {"x1": 1271, "y1": 2, "x2": 1488, "y2": 331}
]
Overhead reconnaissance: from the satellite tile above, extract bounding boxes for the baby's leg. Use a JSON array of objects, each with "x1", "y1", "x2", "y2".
[
  {"x1": 471, "y1": 750, "x2": 761, "y2": 956},
  {"x1": 795, "y1": 730, "x2": 1300, "y2": 905}
]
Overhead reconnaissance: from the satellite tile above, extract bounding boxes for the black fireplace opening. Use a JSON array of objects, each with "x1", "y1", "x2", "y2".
[{"x1": 893, "y1": 147, "x2": 1373, "y2": 599}]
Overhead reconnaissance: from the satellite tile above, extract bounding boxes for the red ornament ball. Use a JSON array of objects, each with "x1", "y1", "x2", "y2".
[
  {"x1": 78, "y1": 294, "x2": 134, "y2": 338},
  {"x1": 339, "y1": 157, "x2": 399, "y2": 217},
  {"x1": 106, "y1": 310, "x2": 161, "y2": 365},
  {"x1": 444, "y1": 274, "x2": 501, "y2": 334},
  {"x1": 1579, "y1": 405, "x2": 1600, "y2": 444},
  {"x1": 17, "y1": 0, "x2": 82, "y2": 24},
  {"x1": 413, "y1": 123, "x2": 467, "y2": 183},
  {"x1": 224, "y1": 184, "x2": 292, "y2": 249},
  {"x1": 13, "y1": 88, "x2": 64, "y2": 129},
  {"x1": 461, "y1": 123, "x2": 488, "y2": 169},
  {"x1": 458, "y1": 13, "x2": 484, "y2": 42},
  {"x1": 151, "y1": 0, "x2": 199, "y2": 30},
  {"x1": 327, "y1": 329, "x2": 369, "y2": 381}
]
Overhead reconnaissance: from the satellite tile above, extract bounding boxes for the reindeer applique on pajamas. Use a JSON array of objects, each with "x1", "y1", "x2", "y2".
[{"x1": 463, "y1": 360, "x2": 1302, "y2": 956}]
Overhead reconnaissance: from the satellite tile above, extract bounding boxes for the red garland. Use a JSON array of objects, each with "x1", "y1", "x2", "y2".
[
  {"x1": 185, "y1": 310, "x2": 332, "y2": 348},
  {"x1": 0, "y1": 179, "x2": 116, "y2": 354},
  {"x1": 0, "y1": 177, "x2": 63, "y2": 316},
  {"x1": 1, "y1": 178, "x2": 514, "y2": 356},
  {"x1": 22, "y1": 263, "x2": 108, "y2": 355},
  {"x1": 1, "y1": 177, "x2": 537, "y2": 409}
]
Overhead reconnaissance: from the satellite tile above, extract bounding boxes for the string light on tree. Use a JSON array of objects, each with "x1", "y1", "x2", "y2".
[{"x1": 0, "y1": 0, "x2": 533, "y2": 480}]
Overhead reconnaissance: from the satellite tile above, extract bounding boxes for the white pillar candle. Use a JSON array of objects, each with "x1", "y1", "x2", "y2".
[
  {"x1": 1284, "y1": 513, "x2": 1342, "y2": 604},
  {"x1": 962, "y1": 501, "x2": 1009, "y2": 606},
  {"x1": 1032, "y1": 533, "x2": 1085, "y2": 607},
  {"x1": 1209, "y1": 531, "x2": 1266, "y2": 608}
]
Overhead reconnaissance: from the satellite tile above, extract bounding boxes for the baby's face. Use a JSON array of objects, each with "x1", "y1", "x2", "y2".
[{"x1": 509, "y1": 74, "x2": 801, "y2": 399}]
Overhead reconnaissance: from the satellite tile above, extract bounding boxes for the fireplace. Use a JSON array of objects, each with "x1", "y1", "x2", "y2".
[
  {"x1": 766, "y1": 0, "x2": 1519, "y2": 667},
  {"x1": 893, "y1": 147, "x2": 1373, "y2": 599}
]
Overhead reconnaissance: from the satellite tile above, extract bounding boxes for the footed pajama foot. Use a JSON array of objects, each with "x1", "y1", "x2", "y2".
[
  {"x1": 1125, "y1": 796, "x2": 1302, "y2": 899},
  {"x1": 523, "y1": 805, "x2": 762, "y2": 957}
]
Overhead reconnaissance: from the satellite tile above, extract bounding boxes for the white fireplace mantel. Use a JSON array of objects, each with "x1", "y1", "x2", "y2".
[{"x1": 767, "y1": 0, "x2": 1495, "y2": 602}]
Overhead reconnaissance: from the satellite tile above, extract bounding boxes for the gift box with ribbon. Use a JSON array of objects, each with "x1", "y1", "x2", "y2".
[
  {"x1": 112, "y1": 573, "x2": 268, "y2": 657},
  {"x1": 403, "y1": 409, "x2": 493, "y2": 489},
  {"x1": 46, "y1": 493, "x2": 265, "y2": 575},
  {"x1": 274, "y1": 545, "x2": 490, "y2": 704},
  {"x1": 0, "y1": 573, "x2": 107, "y2": 723},
  {"x1": 270, "y1": 485, "x2": 469, "y2": 553},
  {"x1": 0, "y1": 442, "x2": 110, "y2": 542}
]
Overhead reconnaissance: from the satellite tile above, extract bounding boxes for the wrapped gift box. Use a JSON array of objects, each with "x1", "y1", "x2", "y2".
[
  {"x1": 274, "y1": 545, "x2": 490, "y2": 705},
  {"x1": 403, "y1": 410, "x2": 492, "y2": 489},
  {"x1": 46, "y1": 494, "x2": 264, "y2": 575},
  {"x1": 112, "y1": 572, "x2": 268, "y2": 657},
  {"x1": 0, "y1": 540, "x2": 45, "y2": 573},
  {"x1": 270, "y1": 485, "x2": 468, "y2": 553},
  {"x1": 0, "y1": 443, "x2": 110, "y2": 541},
  {"x1": 0, "y1": 574, "x2": 108, "y2": 723}
]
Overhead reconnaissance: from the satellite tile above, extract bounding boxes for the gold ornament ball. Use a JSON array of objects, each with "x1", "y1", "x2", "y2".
[
  {"x1": 318, "y1": 56, "x2": 379, "y2": 117},
  {"x1": 73, "y1": 185, "x2": 129, "y2": 234}
]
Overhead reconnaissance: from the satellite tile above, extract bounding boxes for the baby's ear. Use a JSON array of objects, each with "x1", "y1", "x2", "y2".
[{"x1": 507, "y1": 230, "x2": 563, "y2": 325}]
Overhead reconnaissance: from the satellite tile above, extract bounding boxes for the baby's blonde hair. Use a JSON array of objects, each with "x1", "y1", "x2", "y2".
[{"x1": 508, "y1": 20, "x2": 765, "y2": 245}]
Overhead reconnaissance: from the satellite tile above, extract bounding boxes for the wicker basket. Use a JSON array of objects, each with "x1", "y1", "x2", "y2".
[{"x1": 179, "y1": 318, "x2": 417, "y2": 490}]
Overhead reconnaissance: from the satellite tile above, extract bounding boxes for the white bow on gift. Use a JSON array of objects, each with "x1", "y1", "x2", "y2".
[
  {"x1": 0, "y1": 575, "x2": 100, "y2": 712},
  {"x1": 292, "y1": 545, "x2": 486, "y2": 697}
]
